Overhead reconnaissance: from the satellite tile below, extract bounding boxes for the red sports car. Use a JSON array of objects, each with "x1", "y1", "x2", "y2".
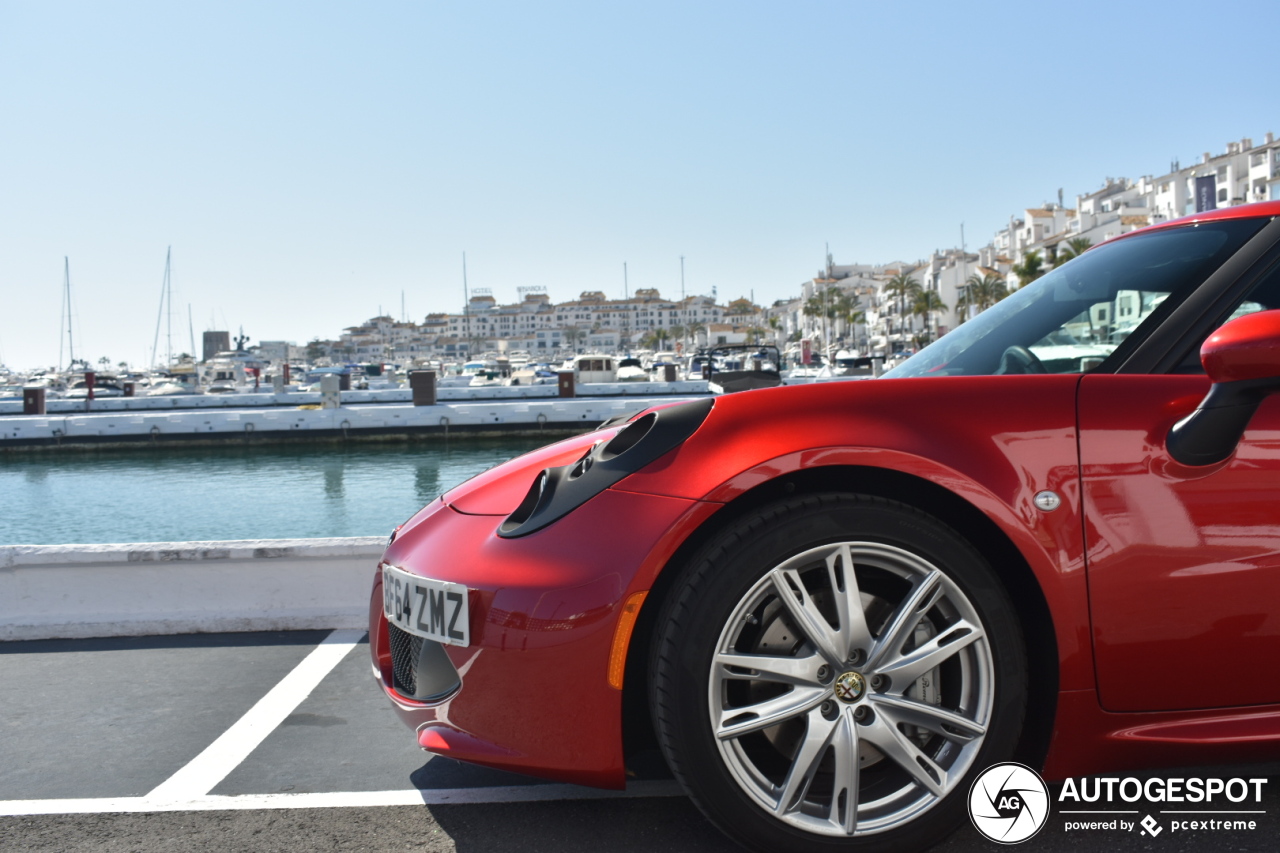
[{"x1": 370, "y1": 202, "x2": 1280, "y2": 852}]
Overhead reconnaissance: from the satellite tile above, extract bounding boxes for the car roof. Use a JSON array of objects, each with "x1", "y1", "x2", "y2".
[{"x1": 1107, "y1": 200, "x2": 1280, "y2": 246}]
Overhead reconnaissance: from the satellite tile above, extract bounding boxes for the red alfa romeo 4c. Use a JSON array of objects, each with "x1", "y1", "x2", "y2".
[{"x1": 371, "y1": 202, "x2": 1280, "y2": 852}]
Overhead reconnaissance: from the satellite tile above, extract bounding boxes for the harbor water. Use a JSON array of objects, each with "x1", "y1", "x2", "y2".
[{"x1": 0, "y1": 437, "x2": 554, "y2": 545}]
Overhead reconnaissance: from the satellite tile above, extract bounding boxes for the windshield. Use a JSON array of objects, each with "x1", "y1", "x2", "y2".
[{"x1": 883, "y1": 218, "x2": 1266, "y2": 378}]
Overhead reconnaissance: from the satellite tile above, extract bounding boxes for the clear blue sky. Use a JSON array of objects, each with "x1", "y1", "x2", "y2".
[{"x1": 2, "y1": 0, "x2": 1277, "y2": 370}]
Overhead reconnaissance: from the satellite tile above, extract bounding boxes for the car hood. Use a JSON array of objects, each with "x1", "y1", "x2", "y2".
[{"x1": 610, "y1": 375, "x2": 1084, "y2": 501}]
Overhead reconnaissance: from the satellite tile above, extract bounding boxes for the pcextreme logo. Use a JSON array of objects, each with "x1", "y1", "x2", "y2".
[{"x1": 968, "y1": 763, "x2": 1051, "y2": 844}]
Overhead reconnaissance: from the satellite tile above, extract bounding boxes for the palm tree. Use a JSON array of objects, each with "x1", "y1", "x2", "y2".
[
  {"x1": 562, "y1": 327, "x2": 584, "y2": 354},
  {"x1": 803, "y1": 286, "x2": 862, "y2": 357},
  {"x1": 802, "y1": 287, "x2": 838, "y2": 328},
  {"x1": 957, "y1": 273, "x2": 1008, "y2": 322},
  {"x1": 767, "y1": 316, "x2": 782, "y2": 346},
  {"x1": 668, "y1": 324, "x2": 686, "y2": 351},
  {"x1": 911, "y1": 289, "x2": 949, "y2": 345},
  {"x1": 1012, "y1": 251, "x2": 1045, "y2": 287},
  {"x1": 829, "y1": 291, "x2": 862, "y2": 350},
  {"x1": 883, "y1": 273, "x2": 920, "y2": 343},
  {"x1": 1055, "y1": 237, "x2": 1093, "y2": 266},
  {"x1": 835, "y1": 293, "x2": 863, "y2": 346},
  {"x1": 803, "y1": 300, "x2": 828, "y2": 356},
  {"x1": 842, "y1": 307, "x2": 866, "y2": 351},
  {"x1": 641, "y1": 330, "x2": 670, "y2": 351}
]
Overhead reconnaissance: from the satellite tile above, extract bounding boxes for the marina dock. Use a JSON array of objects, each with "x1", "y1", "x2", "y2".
[
  {"x1": 0, "y1": 379, "x2": 713, "y2": 416},
  {"x1": 0, "y1": 386, "x2": 708, "y2": 450}
]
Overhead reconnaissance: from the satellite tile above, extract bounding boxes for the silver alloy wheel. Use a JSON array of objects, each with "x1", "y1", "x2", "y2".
[{"x1": 708, "y1": 541, "x2": 994, "y2": 837}]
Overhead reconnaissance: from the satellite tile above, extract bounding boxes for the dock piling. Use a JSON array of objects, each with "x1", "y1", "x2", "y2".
[
  {"x1": 558, "y1": 370, "x2": 575, "y2": 398},
  {"x1": 22, "y1": 388, "x2": 46, "y2": 415},
  {"x1": 320, "y1": 374, "x2": 342, "y2": 409},
  {"x1": 409, "y1": 370, "x2": 437, "y2": 406}
]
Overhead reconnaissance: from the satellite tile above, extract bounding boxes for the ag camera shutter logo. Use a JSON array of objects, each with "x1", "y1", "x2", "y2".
[{"x1": 969, "y1": 762, "x2": 1051, "y2": 844}]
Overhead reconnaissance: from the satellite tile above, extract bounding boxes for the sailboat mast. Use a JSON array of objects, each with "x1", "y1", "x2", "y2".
[
  {"x1": 58, "y1": 258, "x2": 67, "y2": 372},
  {"x1": 165, "y1": 247, "x2": 173, "y2": 368},
  {"x1": 64, "y1": 257, "x2": 75, "y2": 367},
  {"x1": 149, "y1": 247, "x2": 172, "y2": 369},
  {"x1": 188, "y1": 304, "x2": 196, "y2": 358}
]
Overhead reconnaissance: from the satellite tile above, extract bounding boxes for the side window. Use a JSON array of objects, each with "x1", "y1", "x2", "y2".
[
  {"x1": 1173, "y1": 258, "x2": 1280, "y2": 373},
  {"x1": 1027, "y1": 289, "x2": 1171, "y2": 373}
]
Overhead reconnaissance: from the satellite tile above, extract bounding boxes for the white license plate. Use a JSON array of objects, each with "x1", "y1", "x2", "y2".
[{"x1": 382, "y1": 565, "x2": 470, "y2": 647}]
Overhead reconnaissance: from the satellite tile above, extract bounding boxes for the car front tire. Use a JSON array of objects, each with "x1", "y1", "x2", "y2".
[{"x1": 650, "y1": 493, "x2": 1027, "y2": 853}]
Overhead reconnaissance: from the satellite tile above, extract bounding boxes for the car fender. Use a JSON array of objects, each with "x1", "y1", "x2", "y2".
[{"x1": 614, "y1": 376, "x2": 1092, "y2": 691}]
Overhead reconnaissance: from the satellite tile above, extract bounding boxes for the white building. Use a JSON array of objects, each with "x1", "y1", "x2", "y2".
[
  {"x1": 975, "y1": 133, "x2": 1278, "y2": 299},
  {"x1": 254, "y1": 340, "x2": 306, "y2": 365},
  {"x1": 912, "y1": 249, "x2": 982, "y2": 338},
  {"x1": 308, "y1": 132, "x2": 1280, "y2": 366}
]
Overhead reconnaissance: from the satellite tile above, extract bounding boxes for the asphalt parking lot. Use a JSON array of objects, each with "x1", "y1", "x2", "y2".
[{"x1": 1, "y1": 630, "x2": 1276, "y2": 852}]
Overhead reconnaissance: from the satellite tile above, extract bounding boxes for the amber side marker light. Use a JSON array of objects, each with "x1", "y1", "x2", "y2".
[{"x1": 607, "y1": 591, "x2": 649, "y2": 690}]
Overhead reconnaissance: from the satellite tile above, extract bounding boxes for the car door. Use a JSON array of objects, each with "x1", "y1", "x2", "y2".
[
  {"x1": 1079, "y1": 374, "x2": 1280, "y2": 712},
  {"x1": 1079, "y1": 236, "x2": 1280, "y2": 713}
]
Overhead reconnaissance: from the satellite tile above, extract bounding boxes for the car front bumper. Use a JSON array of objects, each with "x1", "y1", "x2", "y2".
[{"x1": 369, "y1": 488, "x2": 712, "y2": 788}]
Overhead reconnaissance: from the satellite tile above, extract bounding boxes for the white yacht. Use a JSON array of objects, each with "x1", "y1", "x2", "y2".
[
  {"x1": 64, "y1": 375, "x2": 126, "y2": 398},
  {"x1": 568, "y1": 354, "x2": 618, "y2": 384},
  {"x1": 440, "y1": 359, "x2": 497, "y2": 387},
  {"x1": 145, "y1": 378, "x2": 200, "y2": 396},
  {"x1": 616, "y1": 357, "x2": 649, "y2": 382},
  {"x1": 201, "y1": 351, "x2": 265, "y2": 393}
]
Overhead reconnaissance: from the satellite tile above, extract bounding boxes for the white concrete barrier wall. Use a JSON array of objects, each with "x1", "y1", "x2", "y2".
[
  {"x1": 0, "y1": 537, "x2": 386, "y2": 641},
  {"x1": 0, "y1": 396, "x2": 709, "y2": 444},
  {"x1": 0, "y1": 380, "x2": 715, "y2": 415}
]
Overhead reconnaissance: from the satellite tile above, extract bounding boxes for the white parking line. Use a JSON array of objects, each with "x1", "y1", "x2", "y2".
[
  {"x1": 146, "y1": 628, "x2": 366, "y2": 802},
  {"x1": 0, "y1": 627, "x2": 688, "y2": 818},
  {"x1": 0, "y1": 781, "x2": 686, "y2": 816}
]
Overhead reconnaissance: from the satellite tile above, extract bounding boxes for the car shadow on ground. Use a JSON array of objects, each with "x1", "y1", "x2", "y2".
[{"x1": 429, "y1": 797, "x2": 740, "y2": 853}]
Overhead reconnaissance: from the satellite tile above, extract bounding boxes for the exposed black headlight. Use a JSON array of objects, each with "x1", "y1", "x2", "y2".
[{"x1": 498, "y1": 398, "x2": 713, "y2": 538}]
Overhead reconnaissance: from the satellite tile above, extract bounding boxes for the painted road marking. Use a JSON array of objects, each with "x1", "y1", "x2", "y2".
[
  {"x1": 0, "y1": 781, "x2": 686, "y2": 816},
  {"x1": 146, "y1": 628, "x2": 365, "y2": 802},
  {"x1": 0, "y1": 628, "x2": 687, "y2": 818}
]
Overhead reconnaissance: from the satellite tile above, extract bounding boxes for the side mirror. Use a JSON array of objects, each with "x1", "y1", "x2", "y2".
[{"x1": 1167, "y1": 309, "x2": 1280, "y2": 466}]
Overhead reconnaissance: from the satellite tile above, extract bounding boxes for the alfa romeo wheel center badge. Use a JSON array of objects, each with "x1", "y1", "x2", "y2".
[{"x1": 833, "y1": 670, "x2": 866, "y2": 703}]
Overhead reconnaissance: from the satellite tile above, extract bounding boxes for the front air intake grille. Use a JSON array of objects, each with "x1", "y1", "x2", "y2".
[
  {"x1": 386, "y1": 623, "x2": 463, "y2": 702},
  {"x1": 388, "y1": 623, "x2": 423, "y2": 697}
]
